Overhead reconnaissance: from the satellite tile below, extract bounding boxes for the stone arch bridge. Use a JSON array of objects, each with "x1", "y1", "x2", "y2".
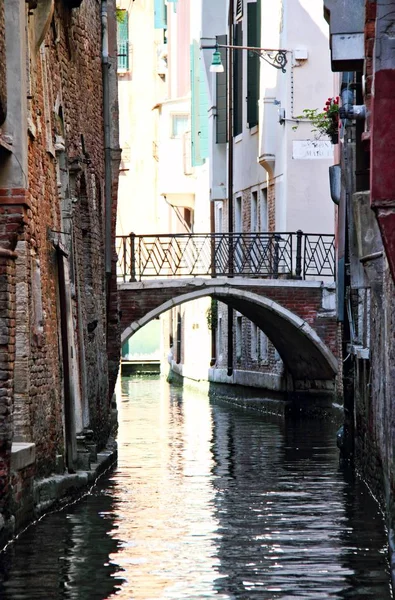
[{"x1": 118, "y1": 278, "x2": 338, "y2": 385}]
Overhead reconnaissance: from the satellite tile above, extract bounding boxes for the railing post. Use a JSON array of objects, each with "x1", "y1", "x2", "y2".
[
  {"x1": 228, "y1": 233, "x2": 234, "y2": 277},
  {"x1": 295, "y1": 230, "x2": 303, "y2": 279},
  {"x1": 273, "y1": 234, "x2": 279, "y2": 279},
  {"x1": 121, "y1": 236, "x2": 126, "y2": 282},
  {"x1": 129, "y1": 232, "x2": 136, "y2": 282}
]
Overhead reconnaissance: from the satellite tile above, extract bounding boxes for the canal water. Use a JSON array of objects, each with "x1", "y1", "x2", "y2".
[{"x1": 0, "y1": 375, "x2": 392, "y2": 599}]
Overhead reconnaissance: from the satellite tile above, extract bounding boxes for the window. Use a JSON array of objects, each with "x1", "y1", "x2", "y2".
[
  {"x1": 235, "y1": 195, "x2": 242, "y2": 232},
  {"x1": 184, "y1": 208, "x2": 193, "y2": 230},
  {"x1": 260, "y1": 187, "x2": 268, "y2": 231},
  {"x1": 251, "y1": 190, "x2": 258, "y2": 232},
  {"x1": 236, "y1": 315, "x2": 243, "y2": 361},
  {"x1": 176, "y1": 312, "x2": 182, "y2": 364},
  {"x1": 217, "y1": 204, "x2": 223, "y2": 233},
  {"x1": 171, "y1": 114, "x2": 189, "y2": 138},
  {"x1": 235, "y1": 196, "x2": 243, "y2": 272},
  {"x1": 218, "y1": 315, "x2": 223, "y2": 356},
  {"x1": 251, "y1": 322, "x2": 258, "y2": 361},
  {"x1": 117, "y1": 10, "x2": 129, "y2": 71},
  {"x1": 259, "y1": 330, "x2": 268, "y2": 362}
]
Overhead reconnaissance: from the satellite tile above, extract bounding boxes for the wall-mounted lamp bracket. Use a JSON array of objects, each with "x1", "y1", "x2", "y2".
[{"x1": 201, "y1": 42, "x2": 289, "y2": 73}]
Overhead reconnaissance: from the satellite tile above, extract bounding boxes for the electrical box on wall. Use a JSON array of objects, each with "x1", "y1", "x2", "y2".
[{"x1": 294, "y1": 48, "x2": 308, "y2": 61}]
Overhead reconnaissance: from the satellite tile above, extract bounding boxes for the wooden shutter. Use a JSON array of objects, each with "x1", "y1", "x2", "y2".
[
  {"x1": 154, "y1": 0, "x2": 167, "y2": 29},
  {"x1": 216, "y1": 35, "x2": 227, "y2": 144},
  {"x1": 190, "y1": 41, "x2": 209, "y2": 166},
  {"x1": 247, "y1": 0, "x2": 260, "y2": 128},
  {"x1": 236, "y1": 0, "x2": 243, "y2": 21},
  {"x1": 117, "y1": 11, "x2": 129, "y2": 71},
  {"x1": 233, "y1": 22, "x2": 243, "y2": 137}
]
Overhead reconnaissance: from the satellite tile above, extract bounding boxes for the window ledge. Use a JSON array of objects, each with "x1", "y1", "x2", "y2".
[
  {"x1": 234, "y1": 133, "x2": 243, "y2": 144},
  {"x1": 249, "y1": 125, "x2": 258, "y2": 136}
]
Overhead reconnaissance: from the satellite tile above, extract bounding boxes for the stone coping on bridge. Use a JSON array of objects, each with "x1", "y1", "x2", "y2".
[{"x1": 119, "y1": 277, "x2": 336, "y2": 290}]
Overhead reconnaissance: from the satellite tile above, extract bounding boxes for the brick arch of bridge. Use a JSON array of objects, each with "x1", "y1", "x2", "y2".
[{"x1": 119, "y1": 281, "x2": 338, "y2": 381}]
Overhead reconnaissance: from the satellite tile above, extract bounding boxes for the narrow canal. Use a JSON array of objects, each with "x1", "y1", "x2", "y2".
[{"x1": 0, "y1": 376, "x2": 392, "y2": 599}]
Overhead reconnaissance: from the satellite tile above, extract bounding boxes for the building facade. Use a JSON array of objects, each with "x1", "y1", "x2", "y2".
[
  {"x1": 116, "y1": 0, "x2": 337, "y2": 396},
  {"x1": 166, "y1": 0, "x2": 336, "y2": 393},
  {"x1": 0, "y1": 0, "x2": 120, "y2": 543},
  {"x1": 324, "y1": 0, "x2": 395, "y2": 557}
]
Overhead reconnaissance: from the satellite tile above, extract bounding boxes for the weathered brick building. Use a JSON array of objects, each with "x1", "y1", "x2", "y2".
[
  {"x1": 0, "y1": 0, "x2": 120, "y2": 542},
  {"x1": 324, "y1": 0, "x2": 395, "y2": 575}
]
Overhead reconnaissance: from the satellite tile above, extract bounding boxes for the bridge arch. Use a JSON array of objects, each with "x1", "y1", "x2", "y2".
[{"x1": 120, "y1": 285, "x2": 338, "y2": 381}]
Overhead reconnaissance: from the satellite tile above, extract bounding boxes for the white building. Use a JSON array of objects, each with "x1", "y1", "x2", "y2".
[
  {"x1": 117, "y1": 0, "x2": 335, "y2": 392},
  {"x1": 174, "y1": 0, "x2": 336, "y2": 391}
]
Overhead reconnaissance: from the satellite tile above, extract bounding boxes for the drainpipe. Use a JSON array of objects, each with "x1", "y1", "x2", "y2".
[
  {"x1": 227, "y1": 0, "x2": 234, "y2": 377},
  {"x1": 102, "y1": 0, "x2": 112, "y2": 277},
  {"x1": 337, "y1": 72, "x2": 354, "y2": 324}
]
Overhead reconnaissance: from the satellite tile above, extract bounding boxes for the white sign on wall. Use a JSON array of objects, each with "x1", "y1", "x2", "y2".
[{"x1": 292, "y1": 140, "x2": 334, "y2": 160}]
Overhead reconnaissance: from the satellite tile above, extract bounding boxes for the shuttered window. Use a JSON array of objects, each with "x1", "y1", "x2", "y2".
[
  {"x1": 247, "y1": 0, "x2": 260, "y2": 128},
  {"x1": 190, "y1": 41, "x2": 209, "y2": 166},
  {"x1": 233, "y1": 22, "x2": 243, "y2": 137},
  {"x1": 236, "y1": 0, "x2": 243, "y2": 21},
  {"x1": 117, "y1": 11, "x2": 129, "y2": 71},
  {"x1": 216, "y1": 35, "x2": 227, "y2": 144},
  {"x1": 154, "y1": 0, "x2": 167, "y2": 29}
]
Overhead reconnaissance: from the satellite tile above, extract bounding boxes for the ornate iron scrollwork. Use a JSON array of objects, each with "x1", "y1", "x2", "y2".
[
  {"x1": 116, "y1": 232, "x2": 335, "y2": 281},
  {"x1": 249, "y1": 49, "x2": 288, "y2": 73}
]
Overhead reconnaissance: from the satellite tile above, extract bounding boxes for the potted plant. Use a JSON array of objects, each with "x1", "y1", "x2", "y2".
[{"x1": 293, "y1": 96, "x2": 340, "y2": 144}]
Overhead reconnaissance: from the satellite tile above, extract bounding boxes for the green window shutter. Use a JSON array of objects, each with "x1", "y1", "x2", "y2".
[
  {"x1": 190, "y1": 41, "x2": 209, "y2": 167},
  {"x1": 154, "y1": 0, "x2": 167, "y2": 29},
  {"x1": 117, "y1": 11, "x2": 129, "y2": 71},
  {"x1": 247, "y1": 1, "x2": 260, "y2": 128},
  {"x1": 198, "y1": 59, "x2": 209, "y2": 160},
  {"x1": 216, "y1": 35, "x2": 227, "y2": 144},
  {"x1": 233, "y1": 22, "x2": 243, "y2": 137}
]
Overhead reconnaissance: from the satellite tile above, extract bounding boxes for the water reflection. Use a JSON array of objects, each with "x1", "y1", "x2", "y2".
[
  {"x1": 0, "y1": 480, "x2": 121, "y2": 599},
  {"x1": 0, "y1": 376, "x2": 391, "y2": 600}
]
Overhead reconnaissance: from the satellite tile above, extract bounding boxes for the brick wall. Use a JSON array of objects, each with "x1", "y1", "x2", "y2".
[
  {"x1": 268, "y1": 181, "x2": 275, "y2": 231},
  {"x1": 0, "y1": 251, "x2": 17, "y2": 518},
  {"x1": 119, "y1": 282, "x2": 339, "y2": 383},
  {"x1": 0, "y1": 0, "x2": 120, "y2": 501},
  {"x1": 120, "y1": 284, "x2": 338, "y2": 353},
  {"x1": 0, "y1": 0, "x2": 6, "y2": 125}
]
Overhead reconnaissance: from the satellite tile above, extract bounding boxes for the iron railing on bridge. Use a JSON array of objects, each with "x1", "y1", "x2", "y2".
[{"x1": 116, "y1": 231, "x2": 335, "y2": 281}]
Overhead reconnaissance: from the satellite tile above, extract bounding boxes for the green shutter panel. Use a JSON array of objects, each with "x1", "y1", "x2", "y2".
[
  {"x1": 154, "y1": 0, "x2": 167, "y2": 29},
  {"x1": 190, "y1": 42, "x2": 199, "y2": 165},
  {"x1": 247, "y1": 1, "x2": 260, "y2": 128},
  {"x1": 233, "y1": 22, "x2": 243, "y2": 136},
  {"x1": 216, "y1": 35, "x2": 227, "y2": 144},
  {"x1": 198, "y1": 58, "x2": 209, "y2": 161},
  {"x1": 190, "y1": 41, "x2": 209, "y2": 166},
  {"x1": 117, "y1": 12, "x2": 129, "y2": 71}
]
